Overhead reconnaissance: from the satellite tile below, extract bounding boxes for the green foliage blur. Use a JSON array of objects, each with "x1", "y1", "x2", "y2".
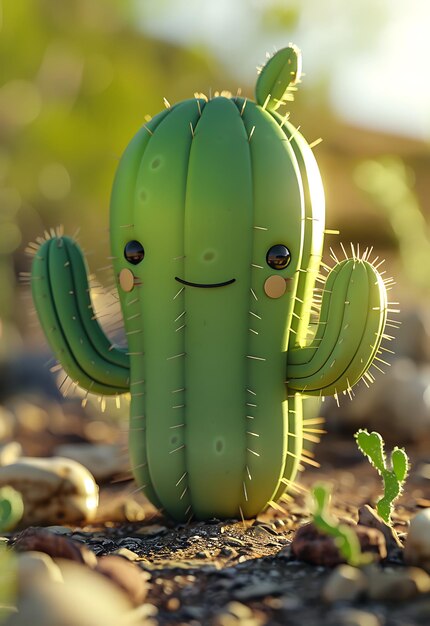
[
  {"x1": 0, "y1": 0, "x2": 225, "y2": 349},
  {"x1": 1, "y1": 0, "x2": 430, "y2": 352}
]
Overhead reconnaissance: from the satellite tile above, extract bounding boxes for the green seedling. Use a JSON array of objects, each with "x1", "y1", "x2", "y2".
[
  {"x1": 0, "y1": 487, "x2": 23, "y2": 532},
  {"x1": 31, "y1": 44, "x2": 389, "y2": 521},
  {"x1": 355, "y1": 429, "x2": 409, "y2": 525},
  {"x1": 312, "y1": 482, "x2": 371, "y2": 567}
]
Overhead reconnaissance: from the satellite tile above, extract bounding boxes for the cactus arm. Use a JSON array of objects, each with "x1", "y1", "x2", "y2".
[
  {"x1": 286, "y1": 258, "x2": 387, "y2": 396},
  {"x1": 32, "y1": 236, "x2": 130, "y2": 395},
  {"x1": 255, "y1": 44, "x2": 302, "y2": 112}
]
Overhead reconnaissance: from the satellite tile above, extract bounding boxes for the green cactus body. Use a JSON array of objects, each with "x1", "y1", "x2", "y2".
[{"x1": 31, "y1": 45, "x2": 389, "y2": 521}]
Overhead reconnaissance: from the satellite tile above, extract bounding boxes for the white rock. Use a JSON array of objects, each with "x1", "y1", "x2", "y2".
[
  {"x1": 17, "y1": 551, "x2": 63, "y2": 589},
  {"x1": 54, "y1": 443, "x2": 128, "y2": 482},
  {"x1": 4, "y1": 560, "x2": 136, "y2": 626},
  {"x1": 405, "y1": 508, "x2": 430, "y2": 570},
  {"x1": 322, "y1": 564, "x2": 367, "y2": 603},
  {"x1": 0, "y1": 442, "x2": 22, "y2": 466},
  {"x1": 0, "y1": 457, "x2": 98, "y2": 526}
]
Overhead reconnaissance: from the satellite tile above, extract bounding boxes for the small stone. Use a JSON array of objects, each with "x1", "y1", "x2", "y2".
[
  {"x1": 112, "y1": 548, "x2": 140, "y2": 561},
  {"x1": 220, "y1": 546, "x2": 238, "y2": 558},
  {"x1": 96, "y1": 555, "x2": 149, "y2": 605},
  {"x1": 195, "y1": 550, "x2": 210, "y2": 559},
  {"x1": 182, "y1": 605, "x2": 205, "y2": 620},
  {"x1": 7, "y1": 399, "x2": 49, "y2": 433},
  {"x1": 0, "y1": 457, "x2": 98, "y2": 526},
  {"x1": 100, "y1": 498, "x2": 145, "y2": 524},
  {"x1": 6, "y1": 560, "x2": 134, "y2": 626},
  {"x1": 0, "y1": 407, "x2": 16, "y2": 440},
  {"x1": 225, "y1": 601, "x2": 253, "y2": 619},
  {"x1": 166, "y1": 597, "x2": 180, "y2": 611},
  {"x1": 0, "y1": 442, "x2": 22, "y2": 466},
  {"x1": 404, "y1": 508, "x2": 430, "y2": 571},
  {"x1": 45, "y1": 526, "x2": 72, "y2": 535},
  {"x1": 13, "y1": 527, "x2": 98, "y2": 568},
  {"x1": 17, "y1": 551, "x2": 63, "y2": 589},
  {"x1": 224, "y1": 536, "x2": 245, "y2": 546},
  {"x1": 233, "y1": 580, "x2": 284, "y2": 601},
  {"x1": 327, "y1": 608, "x2": 381, "y2": 626},
  {"x1": 322, "y1": 564, "x2": 368, "y2": 603},
  {"x1": 358, "y1": 505, "x2": 402, "y2": 552},
  {"x1": 54, "y1": 443, "x2": 128, "y2": 483},
  {"x1": 249, "y1": 525, "x2": 277, "y2": 540},
  {"x1": 135, "y1": 524, "x2": 167, "y2": 536},
  {"x1": 366, "y1": 565, "x2": 430, "y2": 601}
]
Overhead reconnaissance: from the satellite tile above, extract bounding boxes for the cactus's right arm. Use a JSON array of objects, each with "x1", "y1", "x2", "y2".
[{"x1": 32, "y1": 236, "x2": 130, "y2": 395}]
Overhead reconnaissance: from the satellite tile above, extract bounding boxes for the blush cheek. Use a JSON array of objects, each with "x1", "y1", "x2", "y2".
[
  {"x1": 119, "y1": 268, "x2": 135, "y2": 292},
  {"x1": 264, "y1": 275, "x2": 287, "y2": 299}
]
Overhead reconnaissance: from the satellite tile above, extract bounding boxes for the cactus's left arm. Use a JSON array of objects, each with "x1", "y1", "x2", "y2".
[
  {"x1": 32, "y1": 236, "x2": 130, "y2": 396},
  {"x1": 286, "y1": 258, "x2": 387, "y2": 396}
]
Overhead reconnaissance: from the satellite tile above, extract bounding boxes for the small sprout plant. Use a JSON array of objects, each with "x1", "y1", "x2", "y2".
[
  {"x1": 0, "y1": 487, "x2": 23, "y2": 532},
  {"x1": 355, "y1": 429, "x2": 409, "y2": 525},
  {"x1": 312, "y1": 482, "x2": 371, "y2": 567}
]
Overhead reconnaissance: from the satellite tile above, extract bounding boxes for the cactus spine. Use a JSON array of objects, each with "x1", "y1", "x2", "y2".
[{"x1": 32, "y1": 45, "x2": 389, "y2": 521}]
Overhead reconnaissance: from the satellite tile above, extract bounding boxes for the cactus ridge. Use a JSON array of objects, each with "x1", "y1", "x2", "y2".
[
  {"x1": 31, "y1": 45, "x2": 391, "y2": 521},
  {"x1": 355, "y1": 429, "x2": 409, "y2": 524}
]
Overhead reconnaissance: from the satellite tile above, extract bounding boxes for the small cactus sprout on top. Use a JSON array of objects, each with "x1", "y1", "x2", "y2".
[
  {"x1": 31, "y1": 44, "x2": 389, "y2": 521},
  {"x1": 312, "y1": 483, "x2": 370, "y2": 567},
  {"x1": 355, "y1": 429, "x2": 409, "y2": 525}
]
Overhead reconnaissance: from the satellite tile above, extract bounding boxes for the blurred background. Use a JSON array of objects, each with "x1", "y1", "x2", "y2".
[{"x1": 1, "y1": 0, "x2": 430, "y2": 458}]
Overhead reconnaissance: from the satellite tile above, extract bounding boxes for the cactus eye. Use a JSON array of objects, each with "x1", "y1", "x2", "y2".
[
  {"x1": 124, "y1": 240, "x2": 145, "y2": 265},
  {"x1": 266, "y1": 244, "x2": 291, "y2": 270}
]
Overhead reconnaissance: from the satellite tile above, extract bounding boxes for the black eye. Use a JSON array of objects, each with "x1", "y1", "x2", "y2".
[
  {"x1": 266, "y1": 244, "x2": 291, "y2": 270},
  {"x1": 124, "y1": 240, "x2": 145, "y2": 265}
]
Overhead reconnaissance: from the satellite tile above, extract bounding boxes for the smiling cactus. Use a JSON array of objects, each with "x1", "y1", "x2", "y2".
[{"x1": 31, "y1": 45, "x2": 389, "y2": 521}]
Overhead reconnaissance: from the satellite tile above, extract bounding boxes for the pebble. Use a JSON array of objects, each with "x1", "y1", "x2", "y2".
[
  {"x1": 13, "y1": 527, "x2": 98, "y2": 568},
  {"x1": 327, "y1": 608, "x2": 381, "y2": 626},
  {"x1": 17, "y1": 551, "x2": 63, "y2": 589},
  {"x1": 404, "y1": 508, "x2": 430, "y2": 571},
  {"x1": 248, "y1": 525, "x2": 276, "y2": 541},
  {"x1": 112, "y1": 548, "x2": 140, "y2": 562},
  {"x1": 357, "y1": 505, "x2": 402, "y2": 552},
  {"x1": 0, "y1": 442, "x2": 22, "y2": 466},
  {"x1": 95, "y1": 555, "x2": 149, "y2": 605},
  {"x1": 220, "y1": 547, "x2": 238, "y2": 558},
  {"x1": 7, "y1": 398, "x2": 49, "y2": 432},
  {"x1": 4, "y1": 560, "x2": 136, "y2": 626},
  {"x1": 45, "y1": 526, "x2": 73, "y2": 535},
  {"x1": 233, "y1": 580, "x2": 285, "y2": 600},
  {"x1": 322, "y1": 564, "x2": 368, "y2": 603},
  {"x1": 366, "y1": 565, "x2": 430, "y2": 601},
  {"x1": 54, "y1": 443, "x2": 129, "y2": 483},
  {"x1": 0, "y1": 457, "x2": 98, "y2": 525},
  {"x1": 224, "y1": 536, "x2": 246, "y2": 546},
  {"x1": 0, "y1": 407, "x2": 16, "y2": 440}
]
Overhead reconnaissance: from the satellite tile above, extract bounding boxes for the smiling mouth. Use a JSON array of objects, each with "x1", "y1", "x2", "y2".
[{"x1": 174, "y1": 276, "x2": 236, "y2": 289}]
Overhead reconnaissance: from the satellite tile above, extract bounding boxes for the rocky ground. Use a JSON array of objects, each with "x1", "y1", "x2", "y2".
[{"x1": 1, "y1": 387, "x2": 430, "y2": 625}]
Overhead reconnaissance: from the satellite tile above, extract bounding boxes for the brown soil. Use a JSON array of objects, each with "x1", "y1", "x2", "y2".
[{"x1": 11, "y1": 429, "x2": 430, "y2": 626}]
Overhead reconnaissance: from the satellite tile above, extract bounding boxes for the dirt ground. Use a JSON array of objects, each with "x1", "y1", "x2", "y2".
[{"x1": 9, "y1": 425, "x2": 430, "y2": 626}]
